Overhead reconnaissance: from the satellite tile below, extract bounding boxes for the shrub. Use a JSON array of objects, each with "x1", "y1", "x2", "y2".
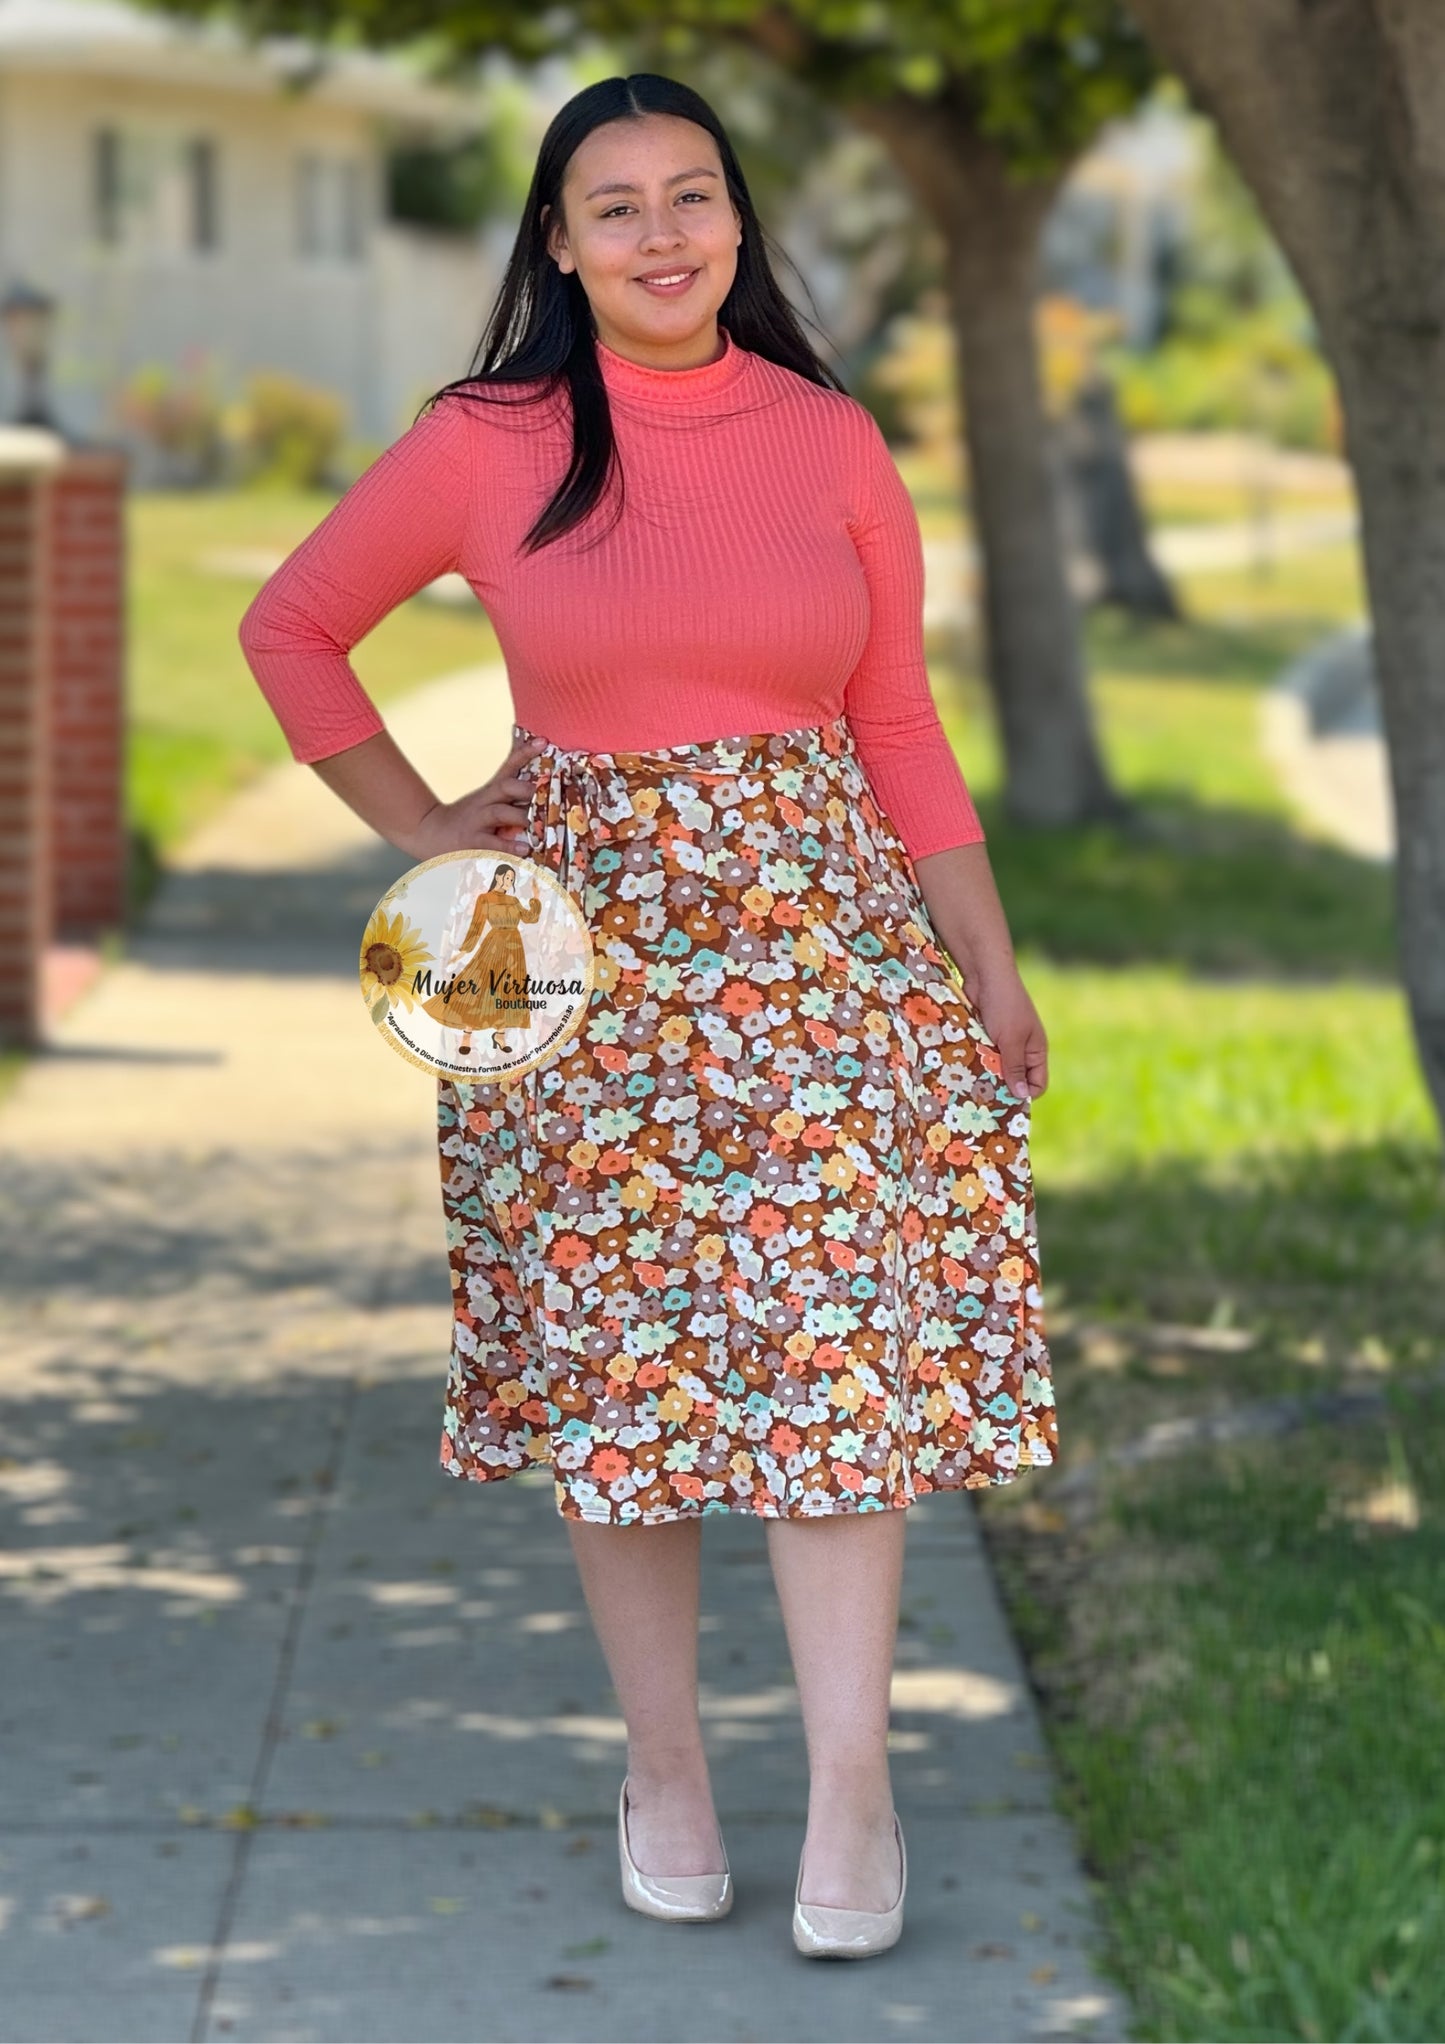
[
  {"x1": 116, "y1": 349, "x2": 226, "y2": 484},
  {"x1": 1107, "y1": 309, "x2": 1341, "y2": 454},
  {"x1": 228, "y1": 370, "x2": 349, "y2": 489}
]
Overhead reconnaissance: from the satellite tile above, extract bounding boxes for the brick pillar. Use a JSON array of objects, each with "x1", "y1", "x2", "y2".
[
  {"x1": 47, "y1": 449, "x2": 127, "y2": 933},
  {"x1": 0, "y1": 430, "x2": 128, "y2": 1047},
  {"x1": 0, "y1": 430, "x2": 61, "y2": 1047}
]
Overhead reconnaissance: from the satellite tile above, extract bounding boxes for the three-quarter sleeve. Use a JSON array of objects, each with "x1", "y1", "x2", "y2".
[
  {"x1": 842, "y1": 406, "x2": 985, "y2": 861},
  {"x1": 237, "y1": 392, "x2": 475, "y2": 765}
]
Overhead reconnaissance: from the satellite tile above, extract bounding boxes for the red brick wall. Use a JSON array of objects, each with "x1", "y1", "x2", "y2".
[
  {"x1": 0, "y1": 438, "x2": 127, "y2": 1045},
  {"x1": 0, "y1": 450, "x2": 56, "y2": 1044},
  {"x1": 47, "y1": 452, "x2": 127, "y2": 933}
]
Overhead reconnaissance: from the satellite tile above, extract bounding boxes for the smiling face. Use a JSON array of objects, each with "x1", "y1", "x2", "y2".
[{"x1": 543, "y1": 113, "x2": 743, "y2": 369}]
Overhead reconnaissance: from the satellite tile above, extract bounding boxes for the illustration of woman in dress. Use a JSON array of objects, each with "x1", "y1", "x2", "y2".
[{"x1": 419, "y1": 863, "x2": 541, "y2": 1060}]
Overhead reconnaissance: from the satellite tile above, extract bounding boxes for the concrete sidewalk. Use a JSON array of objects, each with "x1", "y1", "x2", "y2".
[
  {"x1": 1, "y1": 662, "x2": 1127, "y2": 2043},
  {"x1": 1260, "y1": 624, "x2": 1394, "y2": 863}
]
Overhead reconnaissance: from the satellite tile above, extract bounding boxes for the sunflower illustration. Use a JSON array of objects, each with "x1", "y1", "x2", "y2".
[{"x1": 360, "y1": 907, "x2": 433, "y2": 1021}]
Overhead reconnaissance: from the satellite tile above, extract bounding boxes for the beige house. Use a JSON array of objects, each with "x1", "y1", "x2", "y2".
[{"x1": 0, "y1": 0, "x2": 504, "y2": 453}]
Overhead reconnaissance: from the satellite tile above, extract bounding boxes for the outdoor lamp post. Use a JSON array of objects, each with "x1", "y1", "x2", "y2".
[{"x1": 0, "y1": 280, "x2": 58, "y2": 430}]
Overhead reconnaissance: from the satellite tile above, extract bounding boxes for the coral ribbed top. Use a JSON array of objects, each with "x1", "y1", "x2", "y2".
[{"x1": 237, "y1": 323, "x2": 984, "y2": 861}]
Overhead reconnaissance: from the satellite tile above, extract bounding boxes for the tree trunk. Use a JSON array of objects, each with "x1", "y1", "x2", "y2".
[
  {"x1": 1336, "y1": 342, "x2": 1445, "y2": 1130},
  {"x1": 1062, "y1": 373, "x2": 1182, "y2": 620},
  {"x1": 848, "y1": 93, "x2": 1128, "y2": 828},
  {"x1": 1126, "y1": 0, "x2": 1445, "y2": 1134}
]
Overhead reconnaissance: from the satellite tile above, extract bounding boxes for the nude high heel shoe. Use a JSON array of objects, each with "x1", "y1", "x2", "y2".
[
  {"x1": 617, "y1": 1775, "x2": 734, "y2": 1922},
  {"x1": 792, "y1": 1811, "x2": 907, "y2": 1958}
]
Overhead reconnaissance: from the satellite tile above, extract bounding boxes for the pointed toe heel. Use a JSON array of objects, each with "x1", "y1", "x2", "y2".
[
  {"x1": 618, "y1": 1775, "x2": 733, "y2": 1923},
  {"x1": 792, "y1": 1813, "x2": 906, "y2": 1959}
]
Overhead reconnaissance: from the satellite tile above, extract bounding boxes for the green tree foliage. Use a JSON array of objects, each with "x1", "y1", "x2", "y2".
[{"x1": 144, "y1": 0, "x2": 1156, "y2": 177}]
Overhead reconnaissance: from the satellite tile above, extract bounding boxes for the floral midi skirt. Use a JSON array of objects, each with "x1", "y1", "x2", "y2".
[{"x1": 435, "y1": 714, "x2": 1058, "y2": 1525}]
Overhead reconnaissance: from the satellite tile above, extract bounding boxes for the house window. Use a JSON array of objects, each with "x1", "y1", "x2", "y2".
[
  {"x1": 94, "y1": 128, "x2": 122, "y2": 244},
  {"x1": 189, "y1": 138, "x2": 218, "y2": 251},
  {"x1": 91, "y1": 127, "x2": 221, "y2": 254},
  {"x1": 296, "y1": 152, "x2": 366, "y2": 262}
]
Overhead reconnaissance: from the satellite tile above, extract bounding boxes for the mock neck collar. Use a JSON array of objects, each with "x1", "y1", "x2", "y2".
[{"x1": 593, "y1": 324, "x2": 750, "y2": 405}]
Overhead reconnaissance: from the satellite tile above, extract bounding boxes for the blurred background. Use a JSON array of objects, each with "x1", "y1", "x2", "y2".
[{"x1": 1, "y1": 2, "x2": 1440, "y2": 2039}]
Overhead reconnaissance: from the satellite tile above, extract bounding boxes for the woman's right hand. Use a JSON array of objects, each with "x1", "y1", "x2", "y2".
[{"x1": 400, "y1": 736, "x2": 548, "y2": 861}]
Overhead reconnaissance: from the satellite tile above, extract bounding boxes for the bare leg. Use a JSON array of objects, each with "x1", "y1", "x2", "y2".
[
  {"x1": 765, "y1": 1508, "x2": 908, "y2": 1911},
  {"x1": 566, "y1": 1518, "x2": 727, "y2": 1875}
]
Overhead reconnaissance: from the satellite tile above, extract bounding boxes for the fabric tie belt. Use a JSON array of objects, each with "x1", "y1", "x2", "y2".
[{"x1": 511, "y1": 714, "x2": 856, "y2": 913}]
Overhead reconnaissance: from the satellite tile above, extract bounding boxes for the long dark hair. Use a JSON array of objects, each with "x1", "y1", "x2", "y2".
[{"x1": 418, "y1": 72, "x2": 849, "y2": 554}]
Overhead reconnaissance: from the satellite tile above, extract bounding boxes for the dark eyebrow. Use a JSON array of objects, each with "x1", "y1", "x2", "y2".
[{"x1": 582, "y1": 167, "x2": 720, "y2": 201}]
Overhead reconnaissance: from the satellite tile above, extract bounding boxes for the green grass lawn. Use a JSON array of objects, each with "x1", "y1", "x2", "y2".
[
  {"x1": 925, "y1": 562, "x2": 1443, "y2": 2040},
  {"x1": 126, "y1": 486, "x2": 503, "y2": 874}
]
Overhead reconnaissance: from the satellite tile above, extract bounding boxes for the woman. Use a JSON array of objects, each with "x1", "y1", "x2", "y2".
[{"x1": 238, "y1": 71, "x2": 1057, "y2": 1960}]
